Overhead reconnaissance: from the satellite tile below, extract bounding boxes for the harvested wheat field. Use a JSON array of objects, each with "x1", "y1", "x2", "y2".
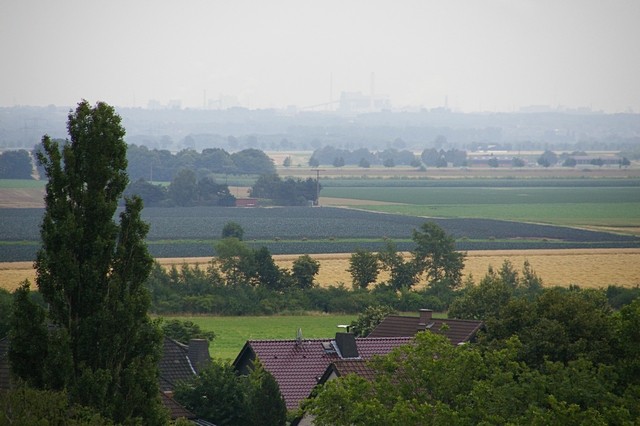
[{"x1": 2, "y1": 248, "x2": 638, "y2": 292}]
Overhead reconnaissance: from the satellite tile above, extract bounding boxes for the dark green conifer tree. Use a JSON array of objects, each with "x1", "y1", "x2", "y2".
[{"x1": 10, "y1": 100, "x2": 166, "y2": 424}]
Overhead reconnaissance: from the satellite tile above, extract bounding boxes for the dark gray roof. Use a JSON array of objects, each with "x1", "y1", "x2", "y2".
[
  {"x1": 368, "y1": 314, "x2": 482, "y2": 345},
  {"x1": 159, "y1": 338, "x2": 196, "y2": 392}
]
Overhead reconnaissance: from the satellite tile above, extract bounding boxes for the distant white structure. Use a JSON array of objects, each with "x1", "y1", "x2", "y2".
[{"x1": 339, "y1": 91, "x2": 391, "y2": 114}]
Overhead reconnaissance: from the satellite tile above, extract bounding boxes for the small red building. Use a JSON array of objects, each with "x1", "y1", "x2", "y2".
[{"x1": 235, "y1": 198, "x2": 258, "y2": 207}]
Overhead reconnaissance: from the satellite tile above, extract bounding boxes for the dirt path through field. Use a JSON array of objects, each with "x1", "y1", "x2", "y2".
[{"x1": 2, "y1": 248, "x2": 638, "y2": 292}]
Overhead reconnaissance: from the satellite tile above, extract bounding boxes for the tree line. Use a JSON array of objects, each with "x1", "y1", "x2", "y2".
[
  {"x1": 137, "y1": 220, "x2": 639, "y2": 317},
  {"x1": 123, "y1": 172, "x2": 319, "y2": 207},
  {"x1": 126, "y1": 145, "x2": 276, "y2": 181},
  {"x1": 1, "y1": 142, "x2": 277, "y2": 181}
]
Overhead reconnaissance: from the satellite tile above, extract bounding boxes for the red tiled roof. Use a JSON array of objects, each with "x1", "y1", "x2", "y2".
[
  {"x1": 233, "y1": 336, "x2": 412, "y2": 411},
  {"x1": 330, "y1": 359, "x2": 377, "y2": 382},
  {"x1": 367, "y1": 315, "x2": 482, "y2": 345},
  {"x1": 160, "y1": 392, "x2": 196, "y2": 420}
]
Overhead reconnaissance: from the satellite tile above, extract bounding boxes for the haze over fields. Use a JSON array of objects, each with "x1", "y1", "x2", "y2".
[{"x1": 1, "y1": 1, "x2": 639, "y2": 113}]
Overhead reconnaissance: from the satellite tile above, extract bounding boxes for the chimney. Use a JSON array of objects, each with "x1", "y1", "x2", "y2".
[
  {"x1": 188, "y1": 339, "x2": 211, "y2": 373},
  {"x1": 419, "y1": 309, "x2": 433, "y2": 323},
  {"x1": 334, "y1": 332, "x2": 359, "y2": 359}
]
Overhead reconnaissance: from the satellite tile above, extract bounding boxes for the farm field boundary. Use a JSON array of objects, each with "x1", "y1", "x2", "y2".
[
  {"x1": 3, "y1": 248, "x2": 639, "y2": 293},
  {"x1": 1, "y1": 206, "x2": 637, "y2": 262}
]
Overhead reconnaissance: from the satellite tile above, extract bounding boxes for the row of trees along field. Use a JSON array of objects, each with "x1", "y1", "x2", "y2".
[
  {"x1": 4, "y1": 142, "x2": 277, "y2": 181},
  {"x1": 138, "y1": 218, "x2": 640, "y2": 316},
  {"x1": 2, "y1": 141, "x2": 634, "y2": 181},
  {"x1": 307, "y1": 145, "x2": 632, "y2": 168},
  {"x1": 123, "y1": 172, "x2": 319, "y2": 207}
]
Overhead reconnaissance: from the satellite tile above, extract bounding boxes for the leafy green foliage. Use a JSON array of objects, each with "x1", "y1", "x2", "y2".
[
  {"x1": 349, "y1": 305, "x2": 397, "y2": 337},
  {"x1": 222, "y1": 221, "x2": 245, "y2": 240},
  {"x1": 123, "y1": 178, "x2": 167, "y2": 206},
  {"x1": 291, "y1": 254, "x2": 320, "y2": 289},
  {"x1": 161, "y1": 318, "x2": 216, "y2": 344},
  {"x1": 174, "y1": 361, "x2": 249, "y2": 426},
  {"x1": 0, "y1": 385, "x2": 114, "y2": 426},
  {"x1": 306, "y1": 331, "x2": 639, "y2": 425},
  {"x1": 0, "y1": 288, "x2": 12, "y2": 337},
  {"x1": 412, "y1": 222, "x2": 466, "y2": 288},
  {"x1": 126, "y1": 144, "x2": 274, "y2": 181},
  {"x1": 0, "y1": 150, "x2": 33, "y2": 179},
  {"x1": 168, "y1": 169, "x2": 198, "y2": 206},
  {"x1": 254, "y1": 246, "x2": 291, "y2": 291},
  {"x1": 174, "y1": 358, "x2": 287, "y2": 426},
  {"x1": 10, "y1": 101, "x2": 165, "y2": 424},
  {"x1": 245, "y1": 360, "x2": 287, "y2": 426},
  {"x1": 377, "y1": 241, "x2": 420, "y2": 290},
  {"x1": 347, "y1": 248, "x2": 380, "y2": 289},
  {"x1": 8, "y1": 282, "x2": 48, "y2": 388},
  {"x1": 230, "y1": 148, "x2": 275, "y2": 175},
  {"x1": 484, "y1": 287, "x2": 616, "y2": 367},
  {"x1": 250, "y1": 173, "x2": 318, "y2": 206},
  {"x1": 214, "y1": 237, "x2": 257, "y2": 286}
]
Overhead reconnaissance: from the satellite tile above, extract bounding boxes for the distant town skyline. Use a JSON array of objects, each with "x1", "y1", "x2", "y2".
[{"x1": 1, "y1": 0, "x2": 639, "y2": 113}]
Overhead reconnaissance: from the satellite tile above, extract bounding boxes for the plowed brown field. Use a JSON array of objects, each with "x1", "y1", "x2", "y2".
[{"x1": 2, "y1": 248, "x2": 638, "y2": 292}]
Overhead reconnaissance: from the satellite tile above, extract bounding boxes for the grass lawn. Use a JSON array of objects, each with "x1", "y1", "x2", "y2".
[
  {"x1": 162, "y1": 312, "x2": 447, "y2": 361},
  {"x1": 163, "y1": 314, "x2": 358, "y2": 360}
]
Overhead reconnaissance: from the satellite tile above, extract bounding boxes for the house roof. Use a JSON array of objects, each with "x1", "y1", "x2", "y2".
[
  {"x1": 158, "y1": 337, "x2": 211, "y2": 393},
  {"x1": 233, "y1": 335, "x2": 412, "y2": 411},
  {"x1": 159, "y1": 338, "x2": 198, "y2": 392},
  {"x1": 367, "y1": 311, "x2": 482, "y2": 345},
  {"x1": 161, "y1": 392, "x2": 196, "y2": 420},
  {"x1": 321, "y1": 359, "x2": 377, "y2": 383}
]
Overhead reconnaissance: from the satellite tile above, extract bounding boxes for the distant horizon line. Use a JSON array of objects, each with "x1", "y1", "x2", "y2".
[{"x1": 1, "y1": 103, "x2": 635, "y2": 116}]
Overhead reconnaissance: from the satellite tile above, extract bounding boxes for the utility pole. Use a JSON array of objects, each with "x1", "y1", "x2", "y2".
[{"x1": 311, "y1": 169, "x2": 325, "y2": 206}]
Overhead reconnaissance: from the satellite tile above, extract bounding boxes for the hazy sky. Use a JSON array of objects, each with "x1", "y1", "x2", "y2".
[{"x1": 2, "y1": 0, "x2": 639, "y2": 112}]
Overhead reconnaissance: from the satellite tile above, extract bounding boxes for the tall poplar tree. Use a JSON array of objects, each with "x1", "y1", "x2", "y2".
[{"x1": 10, "y1": 100, "x2": 166, "y2": 424}]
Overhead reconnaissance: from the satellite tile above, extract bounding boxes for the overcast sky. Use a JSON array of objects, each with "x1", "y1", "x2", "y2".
[{"x1": 1, "y1": 0, "x2": 639, "y2": 112}]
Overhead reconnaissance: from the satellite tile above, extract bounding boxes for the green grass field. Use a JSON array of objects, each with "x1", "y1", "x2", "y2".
[
  {"x1": 322, "y1": 186, "x2": 640, "y2": 205},
  {"x1": 164, "y1": 314, "x2": 357, "y2": 360},
  {"x1": 356, "y1": 203, "x2": 640, "y2": 228},
  {"x1": 322, "y1": 186, "x2": 640, "y2": 230},
  {"x1": 0, "y1": 179, "x2": 45, "y2": 189},
  {"x1": 162, "y1": 312, "x2": 447, "y2": 360}
]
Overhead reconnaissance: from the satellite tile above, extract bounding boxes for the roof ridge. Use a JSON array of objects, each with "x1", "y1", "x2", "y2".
[{"x1": 249, "y1": 338, "x2": 332, "y2": 343}]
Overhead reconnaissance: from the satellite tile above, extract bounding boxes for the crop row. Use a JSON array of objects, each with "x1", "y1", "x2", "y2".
[
  {"x1": 321, "y1": 186, "x2": 640, "y2": 205},
  {"x1": 322, "y1": 178, "x2": 640, "y2": 188},
  {"x1": 3, "y1": 239, "x2": 639, "y2": 264},
  {"x1": 2, "y1": 206, "x2": 638, "y2": 243}
]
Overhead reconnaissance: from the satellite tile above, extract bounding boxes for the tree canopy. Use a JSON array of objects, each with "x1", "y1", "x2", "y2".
[
  {"x1": 0, "y1": 149, "x2": 33, "y2": 179},
  {"x1": 412, "y1": 222, "x2": 466, "y2": 288},
  {"x1": 9, "y1": 100, "x2": 165, "y2": 424}
]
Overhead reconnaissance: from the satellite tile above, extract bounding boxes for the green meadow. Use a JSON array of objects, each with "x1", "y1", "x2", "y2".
[
  {"x1": 165, "y1": 314, "x2": 357, "y2": 360},
  {"x1": 356, "y1": 203, "x2": 640, "y2": 228},
  {"x1": 0, "y1": 179, "x2": 45, "y2": 189},
  {"x1": 321, "y1": 185, "x2": 640, "y2": 230},
  {"x1": 164, "y1": 312, "x2": 448, "y2": 360}
]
